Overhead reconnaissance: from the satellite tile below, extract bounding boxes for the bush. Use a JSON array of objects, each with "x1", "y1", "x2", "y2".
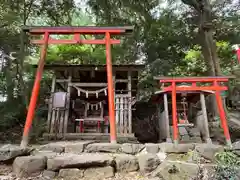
[{"x1": 214, "y1": 151, "x2": 240, "y2": 180}]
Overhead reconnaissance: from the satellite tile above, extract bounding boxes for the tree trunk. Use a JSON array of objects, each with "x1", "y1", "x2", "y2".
[
  {"x1": 200, "y1": 0, "x2": 221, "y2": 116},
  {"x1": 5, "y1": 58, "x2": 14, "y2": 102},
  {"x1": 199, "y1": 0, "x2": 221, "y2": 76},
  {"x1": 182, "y1": 0, "x2": 221, "y2": 116}
]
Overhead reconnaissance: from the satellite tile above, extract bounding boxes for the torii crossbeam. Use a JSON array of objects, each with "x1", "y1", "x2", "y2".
[{"x1": 20, "y1": 26, "x2": 134, "y2": 148}]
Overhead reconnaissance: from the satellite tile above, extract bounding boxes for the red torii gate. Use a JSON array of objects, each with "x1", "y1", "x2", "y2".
[
  {"x1": 20, "y1": 26, "x2": 133, "y2": 148},
  {"x1": 156, "y1": 76, "x2": 232, "y2": 146},
  {"x1": 233, "y1": 44, "x2": 240, "y2": 63}
]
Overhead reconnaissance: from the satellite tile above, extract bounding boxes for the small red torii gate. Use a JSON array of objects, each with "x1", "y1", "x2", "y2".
[
  {"x1": 20, "y1": 26, "x2": 133, "y2": 148},
  {"x1": 157, "y1": 76, "x2": 232, "y2": 146}
]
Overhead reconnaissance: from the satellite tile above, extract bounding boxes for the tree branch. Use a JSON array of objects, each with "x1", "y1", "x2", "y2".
[
  {"x1": 181, "y1": 0, "x2": 202, "y2": 12},
  {"x1": 23, "y1": 0, "x2": 35, "y2": 25}
]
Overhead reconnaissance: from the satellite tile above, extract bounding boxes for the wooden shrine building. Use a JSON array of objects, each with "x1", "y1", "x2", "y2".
[
  {"x1": 43, "y1": 64, "x2": 144, "y2": 136},
  {"x1": 150, "y1": 86, "x2": 214, "y2": 143}
]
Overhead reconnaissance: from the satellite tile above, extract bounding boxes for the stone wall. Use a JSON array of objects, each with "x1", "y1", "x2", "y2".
[{"x1": 0, "y1": 141, "x2": 228, "y2": 180}]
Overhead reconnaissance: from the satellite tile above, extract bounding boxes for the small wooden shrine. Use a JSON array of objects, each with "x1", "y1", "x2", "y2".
[
  {"x1": 43, "y1": 64, "x2": 144, "y2": 136},
  {"x1": 152, "y1": 76, "x2": 232, "y2": 146},
  {"x1": 150, "y1": 86, "x2": 213, "y2": 143}
]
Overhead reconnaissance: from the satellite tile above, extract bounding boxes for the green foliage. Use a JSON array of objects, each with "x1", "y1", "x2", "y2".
[
  {"x1": 0, "y1": 0, "x2": 239, "y2": 140},
  {"x1": 214, "y1": 151, "x2": 240, "y2": 180},
  {"x1": 168, "y1": 41, "x2": 236, "y2": 76}
]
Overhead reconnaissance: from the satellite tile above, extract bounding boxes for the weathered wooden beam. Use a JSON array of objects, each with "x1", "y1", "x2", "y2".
[
  {"x1": 69, "y1": 83, "x2": 107, "y2": 87},
  {"x1": 64, "y1": 75, "x2": 72, "y2": 134},
  {"x1": 47, "y1": 75, "x2": 56, "y2": 133},
  {"x1": 116, "y1": 79, "x2": 128, "y2": 83},
  {"x1": 50, "y1": 109, "x2": 56, "y2": 134},
  {"x1": 56, "y1": 79, "x2": 71, "y2": 83},
  {"x1": 59, "y1": 110, "x2": 64, "y2": 134},
  {"x1": 200, "y1": 93, "x2": 212, "y2": 144},
  {"x1": 128, "y1": 71, "x2": 132, "y2": 133},
  {"x1": 115, "y1": 90, "x2": 137, "y2": 92}
]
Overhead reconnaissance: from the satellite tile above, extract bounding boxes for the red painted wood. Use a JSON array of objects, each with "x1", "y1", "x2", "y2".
[
  {"x1": 158, "y1": 77, "x2": 231, "y2": 145},
  {"x1": 21, "y1": 26, "x2": 132, "y2": 147},
  {"x1": 163, "y1": 86, "x2": 228, "y2": 92},
  {"x1": 21, "y1": 32, "x2": 49, "y2": 147},
  {"x1": 237, "y1": 48, "x2": 240, "y2": 63},
  {"x1": 31, "y1": 39, "x2": 121, "y2": 45},
  {"x1": 171, "y1": 82, "x2": 178, "y2": 143},
  {"x1": 106, "y1": 32, "x2": 117, "y2": 143},
  {"x1": 160, "y1": 78, "x2": 229, "y2": 83}
]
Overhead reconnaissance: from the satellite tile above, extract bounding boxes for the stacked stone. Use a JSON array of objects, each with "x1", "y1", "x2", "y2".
[{"x1": 0, "y1": 141, "x2": 225, "y2": 180}]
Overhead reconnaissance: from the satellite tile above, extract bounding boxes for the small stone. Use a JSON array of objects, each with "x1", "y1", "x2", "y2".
[
  {"x1": 43, "y1": 170, "x2": 58, "y2": 179},
  {"x1": 58, "y1": 168, "x2": 84, "y2": 178},
  {"x1": 156, "y1": 152, "x2": 167, "y2": 162},
  {"x1": 84, "y1": 166, "x2": 114, "y2": 179},
  {"x1": 65, "y1": 141, "x2": 95, "y2": 154},
  {"x1": 146, "y1": 144, "x2": 159, "y2": 154},
  {"x1": 114, "y1": 154, "x2": 139, "y2": 172},
  {"x1": 233, "y1": 141, "x2": 240, "y2": 150},
  {"x1": 151, "y1": 161, "x2": 199, "y2": 179},
  {"x1": 195, "y1": 143, "x2": 224, "y2": 161},
  {"x1": 13, "y1": 155, "x2": 47, "y2": 178},
  {"x1": 159, "y1": 143, "x2": 194, "y2": 153},
  {"x1": 0, "y1": 144, "x2": 30, "y2": 162},
  {"x1": 121, "y1": 143, "x2": 144, "y2": 155},
  {"x1": 47, "y1": 153, "x2": 114, "y2": 171},
  {"x1": 138, "y1": 153, "x2": 160, "y2": 173},
  {"x1": 85, "y1": 143, "x2": 121, "y2": 153}
]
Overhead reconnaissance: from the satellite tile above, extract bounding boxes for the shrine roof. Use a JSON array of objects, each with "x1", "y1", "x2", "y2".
[{"x1": 33, "y1": 64, "x2": 145, "y2": 71}]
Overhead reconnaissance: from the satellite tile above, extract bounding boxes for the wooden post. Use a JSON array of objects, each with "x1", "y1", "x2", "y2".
[
  {"x1": 200, "y1": 93, "x2": 212, "y2": 144},
  {"x1": 63, "y1": 75, "x2": 72, "y2": 134},
  {"x1": 47, "y1": 75, "x2": 56, "y2": 132},
  {"x1": 105, "y1": 32, "x2": 117, "y2": 144},
  {"x1": 157, "y1": 104, "x2": 162, "y2": 142},
  {"x1": 59, "y1": 109, "x2": 64, "y2": 133},
  {"x1": 116, "y1": 96, "x2": 120, "y2": 133},
  {"x1": 215, "y1": 90, "x2": 232, "y2": 147},
  {"x1": 128, "y1": 71, "x2": 132, "y2": 133},
  {"x1": 113, "y1": 71, "x2": 117, "y2": 133},
  {"x1": 214, "y1": 81, "x2": 231, "y2": 147},
  {"x1": 20, "y1": 32, "x2": 49, "y2": 148},
  {"x1": 171, "y1": 82, "x2": 178, "y2": 145},
  {"x1": 120, "y1": 96, "x2": 124, "y2": 133},
  {"x1": 164, "y1": 93, "x2": 172, "y2": 143},
  {"x1": 50, "y1": 109, "x2": 56, "y2": 133}
]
